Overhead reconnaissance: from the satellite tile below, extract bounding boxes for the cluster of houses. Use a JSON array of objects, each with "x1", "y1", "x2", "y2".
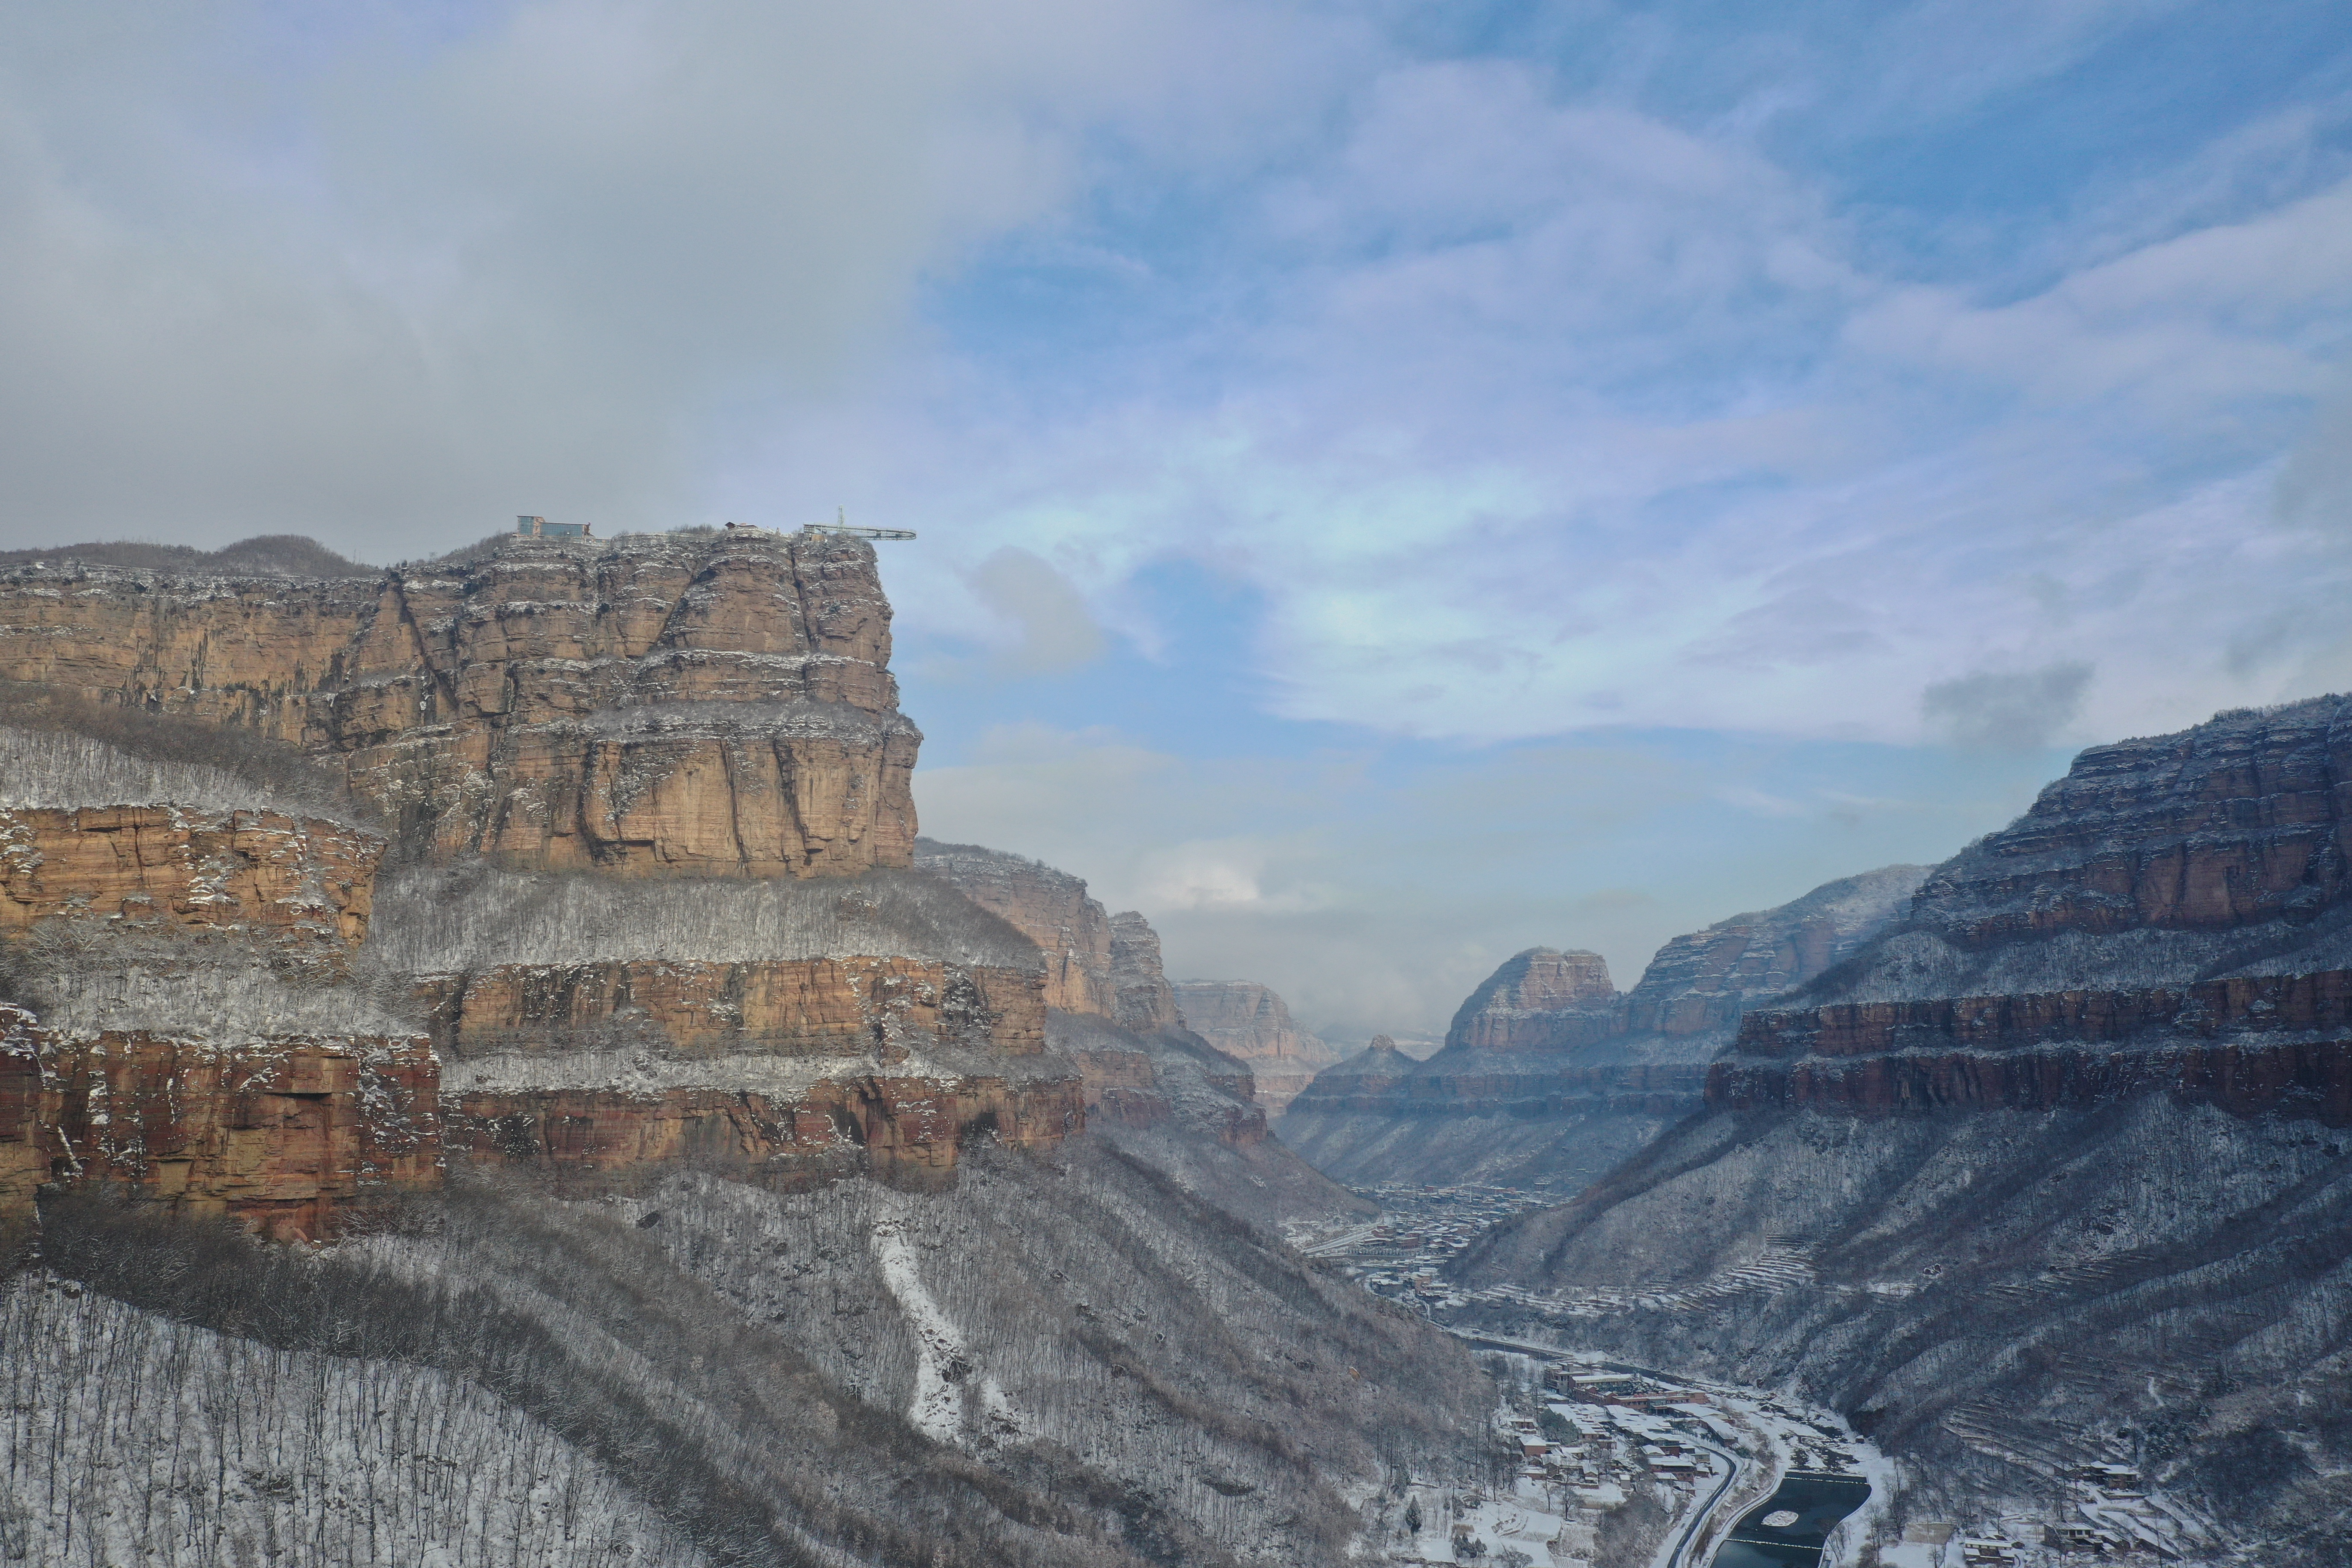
[{"x1": 1901, "y1": 1461, "x2": 2215, "y2": 1563}]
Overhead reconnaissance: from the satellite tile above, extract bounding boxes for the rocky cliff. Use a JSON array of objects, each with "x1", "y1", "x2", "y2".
[
  {"x1": 1444, "y1": 947, "x2": 1619, "y2": 1051},
  {"x1": 0, "y1": 534, "x2": 1063, "y2": 1240},
  {"x1": 0, "y1": 529, "x2": 920, "y2": 878},
  {"x1": 1170, "y1": 979, "x2": 1341, "y2": 1114},
  {"x1": 913, "y1": 838, "x2": 1112, "y2": 1012},
  {"x1": 1278, "y1": 867, "x2": 1923, "y2": 1189},
  {"x1": 0, "y1": 531, "x2": 1482, "y2": 1567},
  {"x1": 32, "y1": 1016, "x2": 439, "y2": 1240},
  {"x1": 0, "y1": 805, "x2": 380, "y2": 953}
]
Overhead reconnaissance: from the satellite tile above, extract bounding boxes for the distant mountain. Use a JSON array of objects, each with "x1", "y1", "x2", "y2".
[
  {"x1": 1170, "y1": 979, "x2": 1344, "y2": 1115},
  {"x1": 0, "y1": 532, "x2": 371, "y2": 576},
  {"x1": 1277, "y1": 864, "x2": 1927, "y2": 1190}
]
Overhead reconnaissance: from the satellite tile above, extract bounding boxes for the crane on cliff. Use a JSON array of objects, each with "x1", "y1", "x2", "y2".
[{"x1": 725, "y1": 508, "x2": 915, "y2": 541}]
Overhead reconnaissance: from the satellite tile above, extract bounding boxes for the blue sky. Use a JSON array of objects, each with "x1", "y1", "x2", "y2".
[{"x1": 3, "y1": 1, "x2": 2349, "y2": 1038}]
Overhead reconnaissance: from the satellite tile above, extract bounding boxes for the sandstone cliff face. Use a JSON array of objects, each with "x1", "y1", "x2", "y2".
[
  {"x1": 14, "y1": 1006, "x2": 439, "y2": 1241},
  {"x1": 0, "y1": 531, "x2": 920, "y2": 879},
  {"x1": 1445, "y1": 947, "x2": 1618, "y2": 1052},
  {"x1": 1108, "y1": 910, "x2": 1184, "y2": 1033},
  {"x1": 415, "y1": 956, "x2": 1046, "y2": 1061},
  {"x1": 1915, "y1": 696, "x2": 2352, "y2": 944},
  {"x1": 1708, "y1": 968, "x2": 2352, "y2": 1123},
  {"x1": 0, "y1": 805, "x2": 380, "y2": 952},
  {"x1": 912, "y1": 839, "x2": 1112, "y2": 1013},
  {"x1": 450, "y1": 1072, "x2": 1081, "y2": 1185},
  {"x1": 1170, "y1": 979, "x2": 1341, "y2": 1114}
]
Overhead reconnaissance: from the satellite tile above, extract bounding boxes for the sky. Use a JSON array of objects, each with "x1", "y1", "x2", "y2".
[{"x1": 3, "y1": 1, "x2": 2349, "y2": 1043}]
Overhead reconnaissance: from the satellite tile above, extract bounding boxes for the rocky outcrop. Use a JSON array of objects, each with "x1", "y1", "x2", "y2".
[
  {"x1": 1445, "y1": 948, "x2": 1618, "y2": 1052},
  {"x1": 913, "y1": 840, "x2": 1112, "y2": 1013},
  {"x1": 0, "y1": 805, "x2": 381, "y2": 952},
  {"x1": 1708, "y1": 968, "x2": 2352, "y2": 1123},
  {"x1": 1109, "y1": 910, "x2": 1183, "y2": 1033},
  {"x1": 0, "y1": 530, "x2": 920, "y2": 878},
  {"x1": 450, "y1": 1071, "x2": 1082, "y2": 1186},
  {"x1": 1622, "y1": 864, "x2": 1929, "y2": 1039},
  {"x1": 415, "y1": 957, "x2": 1046, "y2": 1061},
  {"x1": 1170, "y1": 980, "x2": 1341, "y2": 1114},
  {"x1": 1916, "y1": 696, "x2": 2352, "y2": 944},
  {"x1": 24, "y1": 1011, "x2": 439, "y2": 1240}
]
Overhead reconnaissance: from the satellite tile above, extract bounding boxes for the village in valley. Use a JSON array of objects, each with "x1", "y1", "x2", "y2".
[{"x1": 1294, "y1": 1190, "x2": 2224, "y2": 1567}]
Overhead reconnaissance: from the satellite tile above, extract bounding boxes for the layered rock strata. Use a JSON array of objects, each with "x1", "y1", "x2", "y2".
[
  {"x1": 450, "y1": 1071, "x2": 1083, "y2": 1185},
  {"x1": 1446, "y1": 947, "x2": 1619, "y2": 1052},
  {"x1": 1172, "y1": 979, "x2": 1341, "y2": 1114},
  {"x1": 5, "y1": 1004, "x2": 438, "y2": 1241},
  {"x1": 1710, "y1": 969, "x2": 2352, "y2": 1123},
  {"x1": 913, "y1": 839, "x2": 1112, "y2": 1012},
  {"x1": 414, "y1": 956, "x2": 1047, "y2": 1061},
  {"x1": 0, "y1": 530, "x2": 921, "y2": 878},
  {"x1": 906, "y1": 842, "x2": 1272, "y2": 1139},
  {"x1": 0, "y1": 805, "x2": 380, "y2": 952},
  {"x1": 1917, "y1": 695, "x2": 2352, "y2": 943}
]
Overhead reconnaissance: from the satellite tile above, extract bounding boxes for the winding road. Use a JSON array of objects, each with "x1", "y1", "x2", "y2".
[{"x1": 1446, "y1": 1330, "x2": 1764, "y2": 1568}]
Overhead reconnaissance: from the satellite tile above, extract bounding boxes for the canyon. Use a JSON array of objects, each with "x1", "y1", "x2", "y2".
[
  {"x1": 1279, "y1": 864, "x2": 1925, "y2": 1191},
  {"x1": 1438, "y1": 697, "x2": 2352, "y2": 1560}
]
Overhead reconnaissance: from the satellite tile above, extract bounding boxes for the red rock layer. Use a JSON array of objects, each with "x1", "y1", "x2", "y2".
[
  {"x1": 33, "y1": 1020, "x2": 441, "y2": 1240},
  {"x1": 1912, "y1": 696, "x2": 2352, "y2": 944},
  {"x1": 0, "y1": 805, "x2": 381, "y2": 952},
  {"x1": 450, "y1": 1073, "x2": 1083, "y2": 1185},
  {"x1": 416, "y1": 958, "x2": 1046, "y2": 1060},
  {"x1": 0, "y1": 531, "x2": 920, "y2": 879},
  {"x1": 1715, "y1": 968, "x2": 2352, "y2": 1124}
]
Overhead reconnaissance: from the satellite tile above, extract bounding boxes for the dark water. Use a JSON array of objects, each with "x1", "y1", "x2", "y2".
[{"x1": 1710, "y1": 1473, "x2": 1871, "y2": 1568}]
